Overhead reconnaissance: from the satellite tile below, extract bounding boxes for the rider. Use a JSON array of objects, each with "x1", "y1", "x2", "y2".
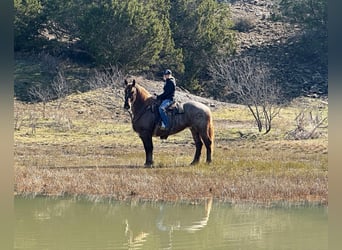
[{"x1": 156, "y1": 69, "x2": 176, "y2": 130}]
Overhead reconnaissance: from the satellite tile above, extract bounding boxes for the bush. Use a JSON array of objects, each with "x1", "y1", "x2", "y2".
[
  {"x1": 170, "y1": 0, "x2": 235, "y2": 89},
  {"x1": 278, "y1": 0, "x2": 327, "y2": 31},
  {"x1": 14, "y1": 0, "x2": 45, "y2": 50},
  {"x1": 233, "y1": 16, "x2": 255, "y2": 32}
]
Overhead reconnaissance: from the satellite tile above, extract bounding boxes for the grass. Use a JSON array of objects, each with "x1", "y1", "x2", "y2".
[{"x1": 14, "y1": 86, "x2": 328, "y2": 207}]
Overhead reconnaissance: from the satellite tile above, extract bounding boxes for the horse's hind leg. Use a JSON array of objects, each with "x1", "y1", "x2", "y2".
[
  {"x1": 201, "y1": 134, "x2": 212, "y2": 164},
  {"x1": 190, "y1": 128, "x2": 203, "y2": 165},
  {"x1": 199, "y1": 127, "x2": 213, "y2": 164}
]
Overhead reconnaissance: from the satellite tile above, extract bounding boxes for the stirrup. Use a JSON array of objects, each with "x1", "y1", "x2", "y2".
[{"x1": 160, "y1": 134, "x2": 168, "y2": 140}]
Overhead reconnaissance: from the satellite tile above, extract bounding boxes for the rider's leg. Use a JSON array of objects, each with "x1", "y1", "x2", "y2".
[{"x1": 159, "y1": 99, "x2": 171, "y2": 128}]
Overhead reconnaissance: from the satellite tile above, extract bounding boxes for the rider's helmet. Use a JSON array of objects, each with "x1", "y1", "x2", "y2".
[{"x1": 163, "y1": 69, "x2": 172, "y2": 75}]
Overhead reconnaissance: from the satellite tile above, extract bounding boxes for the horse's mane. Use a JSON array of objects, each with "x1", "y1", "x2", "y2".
[
  {"x1": 135, "y1": 83, "x2": 152, "y2": 98},
  {"x1": 134, "y1": 83, "x2": 155, "y2": 106}
]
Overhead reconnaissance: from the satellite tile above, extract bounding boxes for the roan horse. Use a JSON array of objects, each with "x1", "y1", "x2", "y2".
[{"x1": 124, "y1": 79, "x2": 214, "y2": 167}]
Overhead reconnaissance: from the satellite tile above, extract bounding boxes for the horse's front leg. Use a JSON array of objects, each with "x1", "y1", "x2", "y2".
[{"x1": 139, "y1": 132, "x2": 154, "y2": 167}]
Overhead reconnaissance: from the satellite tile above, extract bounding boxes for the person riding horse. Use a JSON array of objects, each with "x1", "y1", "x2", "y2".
[
  {"x1": 124, "y1": 78, "x2": 214, "y2": 166},
  {"x1": 155, "y1": 69, "x2": 176, "y2": 130}
]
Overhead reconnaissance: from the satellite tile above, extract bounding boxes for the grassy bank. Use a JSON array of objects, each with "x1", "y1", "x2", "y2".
[{"x1": 14, "y1": 87, "x2": 328, "y2": 206}]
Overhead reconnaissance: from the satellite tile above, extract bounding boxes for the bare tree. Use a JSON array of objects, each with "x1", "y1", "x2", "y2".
[
  {"x1": 87, "y1": 65, "x2": 125, "y2": 112},
  {"x1": 28, "y1": 85, "x2": 53, "y2": 119},
  {"x1": 27, "y1": 71, "x2": 73, "y2": 131},
  {"x1": 47, "y1": 70, "x2": 72, "y2": 127},
  {"x1": 38, "y1": 51, "x2": 62, "y2": 75},
  {"x1": 209, "y1": 56, "x2": 282, "y2": 134},
  {"x1": 88, "y1": 65, "x2": 124, "y2": 90},
  {"x1": 285, "y1": 107, "x2": 328, "y2": 140},
  {"x1": 51, "y1": 70, "x2": 69, "y2": 110}
]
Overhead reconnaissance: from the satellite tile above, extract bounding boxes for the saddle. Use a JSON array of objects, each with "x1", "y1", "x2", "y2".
[
  {"x1": 151, "y1": 100, "x2": 184, "y2": 115},
  {"x1": 151, "y1": 100, "x2": 184, "y2": 139},
  {"x1": 165, "y1": 101, "x2": 185, "y2": 114}
]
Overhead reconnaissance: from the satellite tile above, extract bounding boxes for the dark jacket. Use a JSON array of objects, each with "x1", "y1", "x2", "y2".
[{"x1": 157, "y1": 77, "x2": 176, "y2": 101}]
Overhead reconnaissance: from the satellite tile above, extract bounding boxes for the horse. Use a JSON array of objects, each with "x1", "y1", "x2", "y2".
[{"x1": 123, "y1": 79, "x2": 214, "y2": 167}]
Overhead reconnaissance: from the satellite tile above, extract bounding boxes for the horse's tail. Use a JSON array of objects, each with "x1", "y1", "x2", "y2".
[{"x1": 208, "y1": 114, "x2": 214, "y2": 153}]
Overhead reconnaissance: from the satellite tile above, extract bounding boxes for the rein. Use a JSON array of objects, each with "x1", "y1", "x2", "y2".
[
  {"x1": 132, "y1": 104, "x2": 150, "y2": 123},
  {"x1": 129, "y1": 100, "x2": 156, "y2": 124},
  {"x1": 124, "y1": 83, "x2": 157, "y2": 124},
  {"x1": 125, "y1": 109, "x2": 133, "y2": 122}
]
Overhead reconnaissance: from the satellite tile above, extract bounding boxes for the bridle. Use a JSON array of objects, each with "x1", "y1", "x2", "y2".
[
  {"x1": 124, "y1": 84, "x2": 136, "y2": 111},
  {"x1": 124, "y1": 79, "x2": 160, "y2": 124},
  {"x1": 123, "y1": 82, "x2": 137, "y2": 122}
]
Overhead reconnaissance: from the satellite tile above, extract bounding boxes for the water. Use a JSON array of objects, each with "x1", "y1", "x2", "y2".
[{"x1": 14, "y1": 196, "x2": 328, "y2": 250}]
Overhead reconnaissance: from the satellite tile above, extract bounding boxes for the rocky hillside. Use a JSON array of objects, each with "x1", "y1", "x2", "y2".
[{"x1": 229, "y1": 0, "x2": 327, "y2": 99}]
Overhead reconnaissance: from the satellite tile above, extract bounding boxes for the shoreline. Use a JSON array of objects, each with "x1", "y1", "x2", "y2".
[
  {"x1": 14, "y1": 193, "x2": 327, "y2": 209},
  {"x1": 14, "y1": 164, "x2": 328, "y2": 207}
]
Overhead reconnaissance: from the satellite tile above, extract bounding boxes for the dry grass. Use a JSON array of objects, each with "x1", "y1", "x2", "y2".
[
  {"x1": 14, "y1": 87, "x2": 328, "y2": 206},
  {"x1": 15, "y1": 165, "x2": 327, "y2": 206}
]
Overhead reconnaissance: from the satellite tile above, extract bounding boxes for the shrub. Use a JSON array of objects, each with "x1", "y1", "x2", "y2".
[{"x1": 233, "y1": 16, "x2": 255, "y2": 32}]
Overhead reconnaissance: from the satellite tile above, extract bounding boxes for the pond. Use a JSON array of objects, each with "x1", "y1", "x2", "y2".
[{"x1": 14, "y1": 196, "x2": 327, "y2": 250}]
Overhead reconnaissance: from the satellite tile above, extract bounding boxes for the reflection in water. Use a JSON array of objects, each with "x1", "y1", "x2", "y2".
[
  {"x1": 124, "y1": 197, "x2": 213, "y2": 249},
  {"x1": 125, "y1": 219, "x2": 149, "y2": 249},
  {"x1": 14, "y1": 196, "x2": 328, "y2": 250},
  {"x1": 156, "y1": 196, "x2": 213, "y2": 233}
]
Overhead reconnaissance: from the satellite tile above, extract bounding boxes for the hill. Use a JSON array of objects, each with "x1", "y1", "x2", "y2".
[
  {"x1": 14, "y1": 0, "x2": 327, "y2": 103},
  {"x1": 230, "y1": 0, "x2": 327, "y2": 99}
]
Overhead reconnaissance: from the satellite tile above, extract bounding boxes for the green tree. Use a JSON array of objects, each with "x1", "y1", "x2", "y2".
[
  {"x1": 14, "y1": 0, "x2": 45, "y2": 50},
  {"x1": 14, "y1": 0, "x2": 236, "y2": 88},
  {"x1": 73, "y1": 0, "x2": 183, "y2": 72},
  {"x1": 15, "y1": 0, "x2": 184, "y2": 73},
  {"x1": 39, "y1": 0, "x2": 80, "y2": 41},
  {"x1": 170, "y1": 0, "x2": 235, "y2": 91}
]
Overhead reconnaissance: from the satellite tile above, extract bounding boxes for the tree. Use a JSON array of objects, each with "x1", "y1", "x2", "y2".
[
  {"x1": 87, "y1": 65, "x2": 126, "y2": 113},
  {"x1": 14, "y1": 0, "x2": 45, "y2": 50},
  {"x1": 170, "y1": 0, "x2": 235, "y2": 91},
  {"x1": 28, "y1": 84, "x2": 52, "y2": 119},
  {"x1": 285, "y1": 107, "x2": 328, "y2": 140},
  {"x1": 39, "y1": 0, "x2": 80, "y2": 42},
  {"x1": 73, "y1": 0, "x2": 184, "y2": 72},
  {"x1": 209, "y1": 56, "x2": 282, "y2": 134},
  {"x1": 14, "y1": 0, "x2": 236, "y2": 87}
]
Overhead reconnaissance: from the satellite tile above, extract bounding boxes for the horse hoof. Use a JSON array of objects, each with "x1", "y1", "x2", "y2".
[
  {"x1": 144, "y1": 163, "x2": 153, "y2": 168},
  {"x1": 190, "y1": 161, "x2": 199, "y2": 166}
]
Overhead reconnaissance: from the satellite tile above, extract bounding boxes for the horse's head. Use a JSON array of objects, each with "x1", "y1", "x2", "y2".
[{"x1": 124, "y1": 79, "x2": 137, "y2": 110}]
